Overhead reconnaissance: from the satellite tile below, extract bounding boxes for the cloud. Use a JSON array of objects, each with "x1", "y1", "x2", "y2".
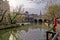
[
  {"x1": 9, "y1": 0, "x2": 47, "y2": 14},
  {"x1": 9, "y1": 0, "x2": 60, "y2": 14},
  {"x1": 16, "y1": 0, "x2": 47, "y2": 14}
]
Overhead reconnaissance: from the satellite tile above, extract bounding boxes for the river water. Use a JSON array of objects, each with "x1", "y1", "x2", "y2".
[{"x1": 9, "y1": 28, "x2": 47, "y2": 40}]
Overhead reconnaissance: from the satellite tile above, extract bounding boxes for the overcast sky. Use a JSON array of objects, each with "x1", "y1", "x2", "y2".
[{"x1": 8, "y1": 0, "x2": 60, "y2": 15}]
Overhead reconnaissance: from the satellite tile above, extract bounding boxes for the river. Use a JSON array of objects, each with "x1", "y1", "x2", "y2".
[{"x1": 9, "y1": 28, "x2": 47, "y2": 40}]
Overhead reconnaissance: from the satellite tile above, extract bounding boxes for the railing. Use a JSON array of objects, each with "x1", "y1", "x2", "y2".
[
  {"x1": 52, "y1": 32, "x2": 58, "y2": 40},
  {"x1": 46, "y1": 27, "x2": 58, "y2": 40}
]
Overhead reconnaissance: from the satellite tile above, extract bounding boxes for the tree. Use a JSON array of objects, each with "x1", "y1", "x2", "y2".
[
  {"x1": 14, "y1": 5, "x2": 25, "y2": 22},
  {"x1": 44, "y1": 5, "x2": 60, "y2": 20},
  {"x1": 15, "y1": 5, "x2": 24, "y2": 15},
  {"x1": 0, "y1": 10, "x2": 7, "y2": 22},
  {"x1": 8, "y1": 13, "x2": 17, "y2": 24}
]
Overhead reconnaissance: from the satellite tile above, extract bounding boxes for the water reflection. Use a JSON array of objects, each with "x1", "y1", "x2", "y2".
[
  {"x1": 9, "y1": 34, "x2": 16, "y2": 40},
  {"x1": 0, "y1": 23, "x2": 49, "y2": 40},
  {"x1": 16, "y1": 28, "x2": 46, "y2": 40}
]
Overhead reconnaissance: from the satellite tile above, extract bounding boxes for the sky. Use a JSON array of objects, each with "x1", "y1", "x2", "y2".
[
  {"x1": 8, "y1": 0, "x2": 48, "y2": 15},
  {"x1": 8, "y1": 0, "x2": 60, "y2": 15}
]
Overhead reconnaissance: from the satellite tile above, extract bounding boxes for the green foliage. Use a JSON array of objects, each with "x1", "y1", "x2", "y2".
[
  {"x1": 44, "y1": 5, "x2": 60, "y2": 20},
  {"x1": 0, "y1": 27, "x2": 18, "y2": 40},
  {"x1": 8, "y1": 13, "x2": 17, "y2": 24}
]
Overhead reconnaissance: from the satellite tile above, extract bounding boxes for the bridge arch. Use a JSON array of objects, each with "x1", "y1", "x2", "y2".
[{"x1": 38, "y1": 19, "x2": 43, "y2": 24}]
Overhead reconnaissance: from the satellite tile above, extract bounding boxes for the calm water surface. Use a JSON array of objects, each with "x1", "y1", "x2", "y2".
[{"x1": 14, "y1": 28, "x2": 47, "y2": 40}]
